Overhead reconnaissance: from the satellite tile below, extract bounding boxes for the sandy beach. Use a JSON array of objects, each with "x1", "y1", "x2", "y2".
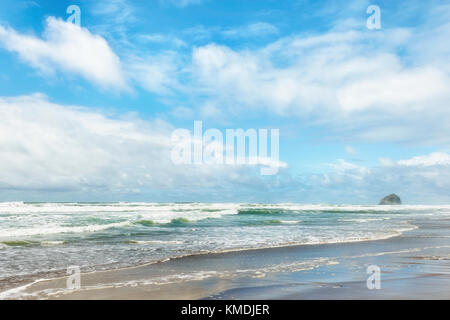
[{"x1": 3, "y1": 213, "x2": 449, "y2": 300}]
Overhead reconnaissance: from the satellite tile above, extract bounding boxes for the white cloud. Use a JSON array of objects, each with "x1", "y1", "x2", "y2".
[
  {"x1": 183, "y1": 25, "x2": 219, "y2": 41},
  {"x1": 398, "y1": 152, "x2": 450, "y2": 167},
  {"x1": 190, "y1": 30, "x2": 449, "y2": 115},
  {"x1": 0, "y1": 93, "x2": 447, "y2": 203},
  {"x1": 138, "y1": 34, "x2": 186, "y2": 47},
  {"x1": 328, "y1": 159, "x2": 371, "y2": 179},
  {"x1": 0, "y1": 16, "x2": 183, "y2": 95},
  {"x1": 91, "y1": 0, "x2": 135, "y2": 24},
  {"x1": 379, "y1": 152, "x2": 450, "y2": 168},
  {"x1": 0, "y1": 94, "x2": 284, "y2": 199},
  {"x1": 0, "y1": 94, "x2": 170, "y2": 192},
  {"x1": 310, "y1": 153, "x2": 450, "y2": 203},
  {"x1": 199, "y1": 101, "x2": 223, "y2": 119},
  {"x1": 337, "y1": 67, "x2": 448, "y2": 112},
  {"x1": 187, "y1": 24, "x2": 450, "y2": 144},
  {"x1": 2, "y1": 2, "x2": 448, "y2": 150},
  {"x1": 127, "y1": 53, "x2": 182, "y2": 95},
  {"x1": 0, "y1": 17, "x2": 126, "y2": 90}
]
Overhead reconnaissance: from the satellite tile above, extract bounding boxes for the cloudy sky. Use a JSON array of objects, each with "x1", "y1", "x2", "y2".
[{"x1": 0, "y1": 0, "x2": 449, "y2": 203}]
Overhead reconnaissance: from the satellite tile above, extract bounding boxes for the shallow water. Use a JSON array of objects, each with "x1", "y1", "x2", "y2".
[{"x1": 1, "y1": 202, "x2": 449, "y2": 285}]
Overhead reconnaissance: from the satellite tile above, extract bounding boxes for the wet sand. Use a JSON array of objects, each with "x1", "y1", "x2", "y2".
[{"x1": 2, "y1": 217, "x2": 450, "y2": 300}]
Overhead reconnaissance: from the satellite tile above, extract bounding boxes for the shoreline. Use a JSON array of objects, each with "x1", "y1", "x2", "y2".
[
  {"x1": 0, "y1": 224, "x2": 417, "y2": 298},
  {"x1": 2, "y1": 216, "x2": 450, "y2": 300}
]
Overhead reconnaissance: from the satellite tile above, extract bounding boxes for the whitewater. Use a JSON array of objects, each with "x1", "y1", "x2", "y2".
[{"x1": 1, "y1": 202, "x2": 449, "y2": 288}]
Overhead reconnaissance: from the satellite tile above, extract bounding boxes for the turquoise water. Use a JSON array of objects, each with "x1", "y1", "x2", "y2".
[{"x1": 0, "y1": 202, "x2": 448, "y2": 283}]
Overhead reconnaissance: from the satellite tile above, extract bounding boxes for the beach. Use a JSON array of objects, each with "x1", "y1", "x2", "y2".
[
  {"x1": 1, "y1": 0, "x2": 449, "y2": 304},
  {"x1": 1, "y1": 205, "x2": 449, "y2": 300}
]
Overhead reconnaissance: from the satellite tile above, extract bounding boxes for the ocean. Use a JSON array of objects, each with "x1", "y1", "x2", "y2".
[{"x1": 1, "y1": 202, "x2": 449, "y2": 291}]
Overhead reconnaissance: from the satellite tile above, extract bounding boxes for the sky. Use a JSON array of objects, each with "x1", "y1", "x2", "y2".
[{"x1": 0, "y1": 0, "x2": 449, "y2": 204}]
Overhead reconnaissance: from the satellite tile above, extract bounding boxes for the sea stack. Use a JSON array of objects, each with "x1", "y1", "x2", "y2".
[{"x1": 379, "y1": 194, "x2": 401, "y2": 205}]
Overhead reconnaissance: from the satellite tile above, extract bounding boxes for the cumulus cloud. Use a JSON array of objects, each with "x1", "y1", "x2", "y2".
[
  {"x1": 187, "y1": 22, "x2": 450, "y2": 144},
  {"x1": 192, "y1": 30, "x2": 447, "y2": 115},
  {"x1": 0, "y1": 93, "x2": 447, "y2": 203},
  {"x1": 0, "y1": 94, "x2": 286, "y2": 200},
  {"x1": 0, "y1": 94, "x2": 169, "y2": 192},
  {"x1": 3, "y1": 2, "x2": 448, "y2": 149},
  {"x1": 1, "y1": 1, "x2": 449, "y2": 202},
  {"x1": 0, "y1": 17, "x2": 127, "y2": 90}
]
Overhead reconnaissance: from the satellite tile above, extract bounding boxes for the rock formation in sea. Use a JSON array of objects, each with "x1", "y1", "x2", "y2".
[{"x1": 379, "y1": 194, "x2": 402, "y2": 205}]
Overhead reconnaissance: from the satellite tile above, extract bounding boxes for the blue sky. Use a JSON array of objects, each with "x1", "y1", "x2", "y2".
[{"x1": 0, "y1": 0, "x2": 449, "y2": 203}]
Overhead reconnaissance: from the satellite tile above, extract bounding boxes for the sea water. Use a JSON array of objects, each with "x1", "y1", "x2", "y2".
[{"x1": 0, "y1": 202, "x2": 449, "y2": 288}]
